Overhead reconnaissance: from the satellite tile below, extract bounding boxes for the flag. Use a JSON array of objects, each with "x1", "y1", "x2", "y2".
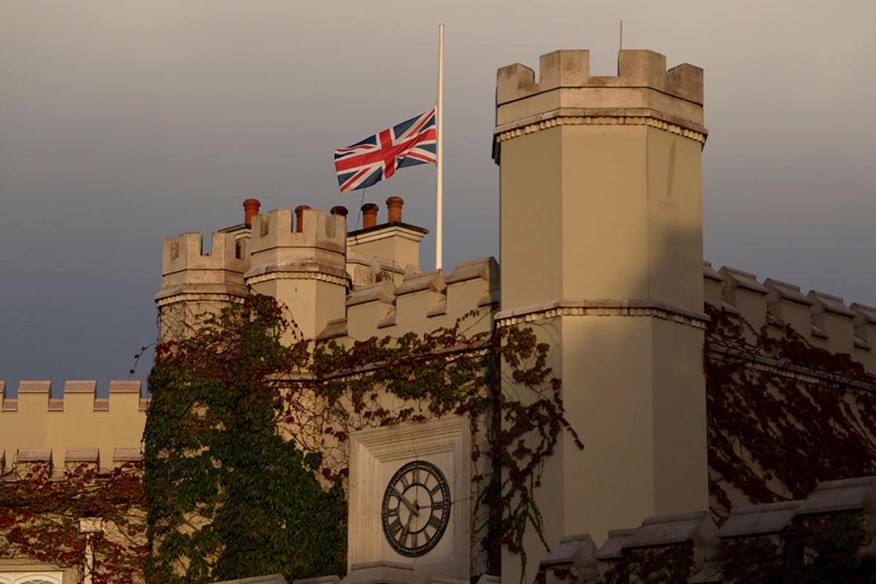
[{"x1": 334, "y1": 108, "x2": 437, "y2": 193}]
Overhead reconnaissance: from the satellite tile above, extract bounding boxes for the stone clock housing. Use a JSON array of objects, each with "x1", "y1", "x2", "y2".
[{"x1": 347, "y1": 417, "x2": 471, "y2": 579}]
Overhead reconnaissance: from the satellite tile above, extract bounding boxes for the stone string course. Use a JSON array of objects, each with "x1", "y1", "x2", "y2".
[
  {"x1": 494, "y1": 115, "x2": 707, "y2": 146},
  {"x1": 496, "y1": 300, "x2": 709, "y2": 330}
]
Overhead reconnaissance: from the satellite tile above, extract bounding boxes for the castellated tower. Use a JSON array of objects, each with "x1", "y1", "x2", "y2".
[
  {"x1": 246, "y1": 206, "x2": 350, "y2": 340},
  {"x1": 155, "y1": 201, "x2": 350, "y2": 341},
  {"x1": 154, "y1": 199, "x2": 257, "y2": 340},
  {"x1": 494, "y1": 50, "x2": 709, "y2": 579}
]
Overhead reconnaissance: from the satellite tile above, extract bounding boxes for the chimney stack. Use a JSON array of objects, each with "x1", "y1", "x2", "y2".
[
  {"x1": 386, "y1": 196, "x2": 404, "y2": 223},
  {"x1": 362, "y1": 203, "x2": 379, "y2": 228},
  {"x1": 243, "y1": 198, "x2": 261, "y2": 226}
]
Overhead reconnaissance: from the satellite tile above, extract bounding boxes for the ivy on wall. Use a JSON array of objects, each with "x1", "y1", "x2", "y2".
[
  {"x1": 144, "y1": 295, "x2": 346, "y2": 583},
  {"x1": 601, "y1": 543, "x2": 695, "y2": 584},
  {"x1": 145, "y1": 295, "x2": 580, "y2": 583},
  {"x1": 9, "y1": 299, "x2": 873, "y2": 582},
  {"x1": 0, "y1": 462, "x2": 147, "y2": 584},
  {"x1": 705, "y1": 304, "x2": 876, "y2": 516},
  {"x1": 717, "y1": 513, "x2": 876, "y2": 584}
]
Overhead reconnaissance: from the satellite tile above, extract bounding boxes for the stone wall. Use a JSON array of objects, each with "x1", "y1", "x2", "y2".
[{"x1": 0, "y1": 380, "x2": 147, "y2": 472}]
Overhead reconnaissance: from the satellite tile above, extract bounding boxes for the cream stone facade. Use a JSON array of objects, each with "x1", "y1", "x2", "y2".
[
  {"x1": 2, "y1": 47, "x2": 875, "y2": 583},
  {"x1": 494, "y1": 50, "x2": 709, "y2": 581},
  {"x1": 0, "y1": 381, "x2": 147, "y2": 473}
]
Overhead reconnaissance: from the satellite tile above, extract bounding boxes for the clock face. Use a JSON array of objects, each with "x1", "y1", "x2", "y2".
[{"x1": 381, "y1": 460, "x2": 451, "y2": 557}]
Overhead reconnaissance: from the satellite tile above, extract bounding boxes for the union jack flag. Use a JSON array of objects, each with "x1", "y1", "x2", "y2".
[{"x1": 334, "y1": 108, "x2": 437, "y2": 193}]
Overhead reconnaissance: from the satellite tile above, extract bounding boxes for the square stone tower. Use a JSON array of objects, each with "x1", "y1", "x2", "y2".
[{"x1": 494, "y1": 49, "x2": 709, "y2": 580}]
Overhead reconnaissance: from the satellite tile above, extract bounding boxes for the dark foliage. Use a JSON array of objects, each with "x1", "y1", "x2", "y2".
[
  {"x1": 0, "y1": 462, "x2": 147, "y2": 583},
  {"x1": 705, "y1": 305, "x2": 876, "y2": 515},
  {"x1": 144, "y1": 295, "x2": 580, "y2": 582}
]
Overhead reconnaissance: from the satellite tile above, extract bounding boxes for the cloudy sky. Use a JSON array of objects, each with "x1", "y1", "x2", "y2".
[{"x1": 2, "y1": 0, "x2": 875, "y2": 392}]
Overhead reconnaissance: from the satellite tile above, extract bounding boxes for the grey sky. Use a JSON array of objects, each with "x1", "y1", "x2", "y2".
[{"x1": 2, "y1": 0, "x2": 875, "y2": 391}]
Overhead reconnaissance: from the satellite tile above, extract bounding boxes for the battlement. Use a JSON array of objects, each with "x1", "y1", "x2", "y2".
[
  {"x1": 0, "y1": 380, "x2": 148, "y2": 471},
  {"x1": 156, "y1": 230, "x2": 250, "y2": 304},
  {"x1": 703, "y1": 262, "x2": 876, "y2": 372},
  {"x1": 494, "y1": 49, "x2": 706, "y2": 157},
  {"x1": 246, "y1": 207, "x2": 349, "y2": 284},
  {"x1": 0, "y1": 380, "x2": 149, "y2": 412},
  {"x1": 497, "y1": 49, "x2": 703, "y2": 106},
  {"x1": 327, "y1": 257, "x2": 499, "y2": 341}
]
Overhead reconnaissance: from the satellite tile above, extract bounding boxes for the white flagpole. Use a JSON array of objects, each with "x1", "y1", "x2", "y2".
[{"x1": 436, "y1": 23, "x2": 445, "y2": 271}]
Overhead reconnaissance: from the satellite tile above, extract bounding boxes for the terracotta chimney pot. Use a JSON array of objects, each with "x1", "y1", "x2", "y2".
[
  {"x1": 243, "y1": 198, "x2": 261, "y2": 226},
  {"x1": 294, "y1": 205, "x2": 311, "y2": 233},
  {"x1": 386, "y1": 196, "x2": 404, "y2": 223},
  {"x1": 331, "y1": 206, "x2": 349, "y2": 217},
  {"x1": 361, "y1": 203, "x2": 379, "y2": 228}
]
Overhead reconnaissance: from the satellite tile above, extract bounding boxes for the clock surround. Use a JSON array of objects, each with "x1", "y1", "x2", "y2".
[{"x1": 347, "y1": 416, "x2": 471, "y2": 578}]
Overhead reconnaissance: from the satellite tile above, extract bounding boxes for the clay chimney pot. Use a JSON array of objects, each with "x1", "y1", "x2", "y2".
[
  {"x1": 361, "y1": 203, "x2": 379, "y2": 228},
  {"x1": 386, "y1": 196, "x2": 404, "y2": 223},
  {"x1": 330, "y1": 206, "x2": 349, "y2": 217},
  {"x1": 243, "y1": 198, "x2": 261, "y2": 226},
  {"x1": 294, "y1": 205, "x2": 311, "y2": 233}
]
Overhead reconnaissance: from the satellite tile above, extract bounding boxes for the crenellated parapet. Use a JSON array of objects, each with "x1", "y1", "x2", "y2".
[
  {"x1": 155, "y1": 228, "x2": 252, "y2": 340},
  {"x1": 245, "y1": 207, "x2": 349, "y2": 286},
  {"x1": 324, "y1": 257, "x2": 499, "y2": 341},
  {"x1": 155, "y1": 230, "x2": 251, "y2": 305},
  {"x1": 0, "y1": 380, "x2": 148, "y2": 472},
  {"x1": 494, "y1": 49, "x2": 706, "y2": 161},
  {"x1": 244, "y1": 206, "x2": 350, "y2": 339},
  {"x1": 154, "y1": 200, "x2": 260, "y2": 341},
  {"x1": 703, "y1": 262, "x2": 876, "y2": 372}
]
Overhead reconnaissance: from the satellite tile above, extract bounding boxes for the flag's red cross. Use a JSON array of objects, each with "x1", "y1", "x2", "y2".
[{"x1": 334, "y1": 109, "x2": 436, "y2": 193}]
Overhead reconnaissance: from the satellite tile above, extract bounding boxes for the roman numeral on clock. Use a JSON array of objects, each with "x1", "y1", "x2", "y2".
[{"x1": 387, "y1": 518, "x2": 403, "y2": 539}]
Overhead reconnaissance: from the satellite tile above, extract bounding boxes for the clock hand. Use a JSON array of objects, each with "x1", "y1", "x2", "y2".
[
  {"x1": 403, "y1": 506, "x2": 414, "y2": 535},
  {"x1": 394, "y1": 489, "x2": 420, "y2": 516}
]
